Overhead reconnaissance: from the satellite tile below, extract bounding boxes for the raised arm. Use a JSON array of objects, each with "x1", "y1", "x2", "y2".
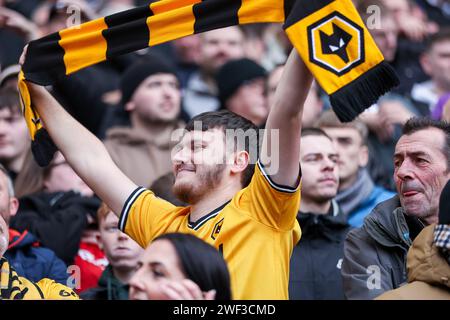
[
  {"x1": 260, "y1": 49, "x2": 313, "y2": 187},
  {"x1": 20, "y1": 49, "x2": 137, "y2": 217}
]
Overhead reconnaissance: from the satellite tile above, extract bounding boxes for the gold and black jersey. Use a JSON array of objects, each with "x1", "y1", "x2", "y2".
[{"x1": 119, "y1": 160, "x2": 302, "y2": 300}]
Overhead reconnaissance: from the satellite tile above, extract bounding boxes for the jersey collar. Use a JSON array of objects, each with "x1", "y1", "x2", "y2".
[{"x1": 188, "y1": 200, "x2": 231, "y2": 231}]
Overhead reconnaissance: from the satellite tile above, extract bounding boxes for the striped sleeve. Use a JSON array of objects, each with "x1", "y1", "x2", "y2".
[
  {"x1": 241, "y1": 160, "x2": 301, "y2": 231},
  {"x1": 118, "y1": 187, "x2": 177, "y2": 248},
  {"x1": 118, "y1": 187, "x2": 147, "y2": 232}
]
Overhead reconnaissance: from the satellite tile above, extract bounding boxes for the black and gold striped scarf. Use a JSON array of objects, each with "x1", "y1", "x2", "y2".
[
  {"x1": 0, "y1": 257, "x2": 43, "y2": 299},
  {"x1": 19, "y1": 0, "x2": 399, "y2": 166}
]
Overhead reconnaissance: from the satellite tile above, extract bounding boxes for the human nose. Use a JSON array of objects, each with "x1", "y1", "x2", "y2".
[
  {"x1": 396, "y1": 158, "x2": 414, "y2": 181},
  {"x1": 322, "y1": 157, "x2": 336, "y2": 171},
  {"x1": 129, "y1": 269, "x2": 144, "y2": 292},
  {"x1": 117, "y1": 231, "x2": 129, "y2": 241},
  {"x1": 172, "y1": 145, "x2": 191, "y2": 165}
]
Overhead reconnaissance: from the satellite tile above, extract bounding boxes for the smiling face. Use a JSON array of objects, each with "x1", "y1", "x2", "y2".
[
  {"x1": 171, "y1": 128, "x2": 231, "y2": 204},
  {"x1": 128, "y1": 239, "x2": 186, "y2": 300},
  {"x1": 300, "y1": 135, "x2": 340, "y2": 203},
  {"x1": 394, "y1": 128, "x2": 450, "y2": 223}
]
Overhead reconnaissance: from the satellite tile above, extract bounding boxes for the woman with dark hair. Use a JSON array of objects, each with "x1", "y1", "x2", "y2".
[{"x1": 129, "y1": 233, "x2": 232, "y2": 300}]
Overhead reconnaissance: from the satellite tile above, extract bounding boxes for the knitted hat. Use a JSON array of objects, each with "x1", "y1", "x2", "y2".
[
  {"x1": 216, "y1": 58, "x2": 267, "y2": 105},
  {"x1": 439, "y1": 179, "x2": 450, "y2": 224},
  {"x1": 0, "y1": 65, "x2": 21, "y2": 88},
  {"x1": 120, "y1": 54, "x2": 178, "y2": 105}
]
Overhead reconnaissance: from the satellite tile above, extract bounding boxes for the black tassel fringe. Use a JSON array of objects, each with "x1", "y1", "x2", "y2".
[
  {"x1": 31, "y1": 128, "x2": 58, "y2": 167},
  {"x1": 329, "y1": 61, "x2": 400, "y2": 122}
]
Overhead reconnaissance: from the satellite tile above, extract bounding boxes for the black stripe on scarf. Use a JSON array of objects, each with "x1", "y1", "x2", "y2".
[
  {"x1": 103, "y1": 5, "x2": 153, "y2": 59},
  {"x1": 284, "y1": 0, "x2": 335, "y2": 29},
  {"x1": 283, "y1": 0, "x2": 296, "y2": 19},
  {"x1": 22, "y1": 32, "x2": 66, "y2": 84},
  {"x1": 193, "y1": 0, "x2": 242, "y2": 34}
]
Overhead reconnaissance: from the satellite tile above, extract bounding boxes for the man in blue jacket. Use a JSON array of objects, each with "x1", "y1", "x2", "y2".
[
  {"x1": 0, "y1": 164, "x2": 68, "y2": 284},
  {"x1": 316, "y1": 110, "x2": 395, "y2": 227}
]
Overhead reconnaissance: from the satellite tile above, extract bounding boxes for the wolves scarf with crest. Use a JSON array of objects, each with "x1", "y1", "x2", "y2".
[{"x1": 19, "y1": 0, "x2": 399, "y2": 166}]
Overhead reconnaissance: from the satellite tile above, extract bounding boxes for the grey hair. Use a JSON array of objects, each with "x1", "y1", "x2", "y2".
[{"x1": 0, "y1": 164, "x2": 15, "y2": 197}]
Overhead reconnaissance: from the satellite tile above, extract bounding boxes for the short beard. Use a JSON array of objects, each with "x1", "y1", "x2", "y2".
[{"x1": 173, "y1": 164, "x2": 226, "y2": 204}]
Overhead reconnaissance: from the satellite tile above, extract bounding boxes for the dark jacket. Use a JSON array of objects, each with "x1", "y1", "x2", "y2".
[
  {"x1": 80, "y1": 265, "x2": 129, "y2": 300},
  {"x1": 11, "y1": 191, "x2": 101, "y2": 265},
  {"x1": 289, "y1": 201, "x2": 352, "y2": 300},
  {"x1": 5, "y1": 229, "x2": 68, "y2": 285},
  {"x1": 341, "y1": 196, "x2": 426, "y2": 300}
]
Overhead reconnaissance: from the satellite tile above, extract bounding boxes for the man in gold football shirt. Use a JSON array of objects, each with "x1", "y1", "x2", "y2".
[{"x1": 21, "y1": 48, "x2": 313, "y2": 299}]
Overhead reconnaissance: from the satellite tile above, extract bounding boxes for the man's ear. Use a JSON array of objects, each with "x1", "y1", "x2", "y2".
[
  {"x1": 9, "y1": 197, "x2": 19, "y2": 218},
  {"x1": 420, "y1": 53, "x2": 432, "y2": 76},
  {"x1": 125, "y1": 101, "x2": 135, "y2": 112},
  {"x1": 230, "y1": 151, "x2": 250, "y2": 175},
  {"x1": 358, "y1": 145, "x2": 369, "y2": 168}
]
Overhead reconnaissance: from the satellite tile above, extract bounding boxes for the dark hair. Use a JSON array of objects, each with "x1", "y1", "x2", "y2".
[
  {"x1": 301, "y1": 127, "x2": 332, "y2": 140},
  {"x1": 0, "y1": 87, "x2": 21, "y2": 114},
  {"x1": 424, "y1": 27, "x2": 450, "y2": 53},
  {"x1": 315, "y1": 109, "x2": 368, "y2": 144},
  {"x1": 402, "y1": 117, "x2": 450, "y2": 170},
  {"x1": 185, "y1": 110, "x2": 260, "y2": 188},
  {"x1": 154, "y1": 233, "x2": 232, "y2": 300},
  {"x1": 150, "y1": 172, "x2": 187, "y2": 206}
]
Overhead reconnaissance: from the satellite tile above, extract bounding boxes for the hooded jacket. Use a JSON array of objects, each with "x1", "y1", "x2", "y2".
[
  {"x1": 341, "y1": 196, "x2": 427, "y2": 300},
  {"x1": 11, "y1": 191, "x2": 100, "y2": 265},
  {"x1": 376, "y1": 225, "x2": 450, "y2": 300},
  {"x1": 0, "y1": 257, "x2": 78, "y2": 300},
  {"x1": 4, "y1": 229, "x2": 68, "y2": 285},
  {"x1": 289, "y1": 200, "x2": 352, "y2": 300},
  {"x1": 104, "y1": 121, "x2": 184, "y2": 187},
  {"x1": 80, "y1": 265, "x2": 129, "y2": 300}
]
